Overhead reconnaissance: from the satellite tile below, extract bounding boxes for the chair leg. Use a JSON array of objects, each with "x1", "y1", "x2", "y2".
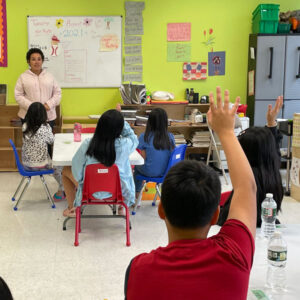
[
  {"x1": 132, "y1": 181, "x2": 146, "y2": 215},
  {"x1": 79, "y1": 207, "x2": 82, "y2": 233},
  {"x1": 74, "y1": 207, "x2": 81, "y2": 246},
  {"x1": 12, "y1": 177, "x2": 26, "y2": 201},
  {"x1": 152, "y1": 184, "x2": 161, "y2": 206},
  {"x1": 40, "y1": 175, "x2": 55, "y2": 208},
  {"x1": 14, "y1": 177, "x2": 31, "y2": 210},
  {"x1": 124, "y1": 204, "x2": 131, "y2": 247}
]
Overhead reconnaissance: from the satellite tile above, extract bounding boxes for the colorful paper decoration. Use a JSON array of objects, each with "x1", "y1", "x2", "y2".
[
  {"x1": 167, "y1": 23, "x2": 191, "y2": 41},
  {"x1": 183, "y1": 62, "x2": 207, "y2": 80},
  {"x1": 208, "y1": 51, "x2": 226, "y2": 76},
  {"x1": 0, "y1": 0, "x2": 7, "y2": 67}
]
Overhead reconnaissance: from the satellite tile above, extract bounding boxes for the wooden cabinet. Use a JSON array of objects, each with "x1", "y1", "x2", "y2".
[
  {"x1": 0, "y1": 104, "x2": 61, "y2": 171},
  {"x1": 121, "y1": 103, "x2": 210, "y2": 156}
]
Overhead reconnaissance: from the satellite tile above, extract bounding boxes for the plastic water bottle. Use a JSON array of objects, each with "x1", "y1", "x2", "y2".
[
  {"x1": 74, "y1": 123, "x2": 82, "y2": 142},
  {"x1": 266, "y1": 231, "x2": 287, "y2": 291},
  {"x1": 261, "y1": 193, "x2": 277, "y2": 238}
]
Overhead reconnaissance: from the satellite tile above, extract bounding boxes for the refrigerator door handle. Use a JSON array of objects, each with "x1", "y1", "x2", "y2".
[
  {"x1": 268, "y1": 47, "x2": 273, "y2": 79},
  {"x1": 296, "y1": 47, "x2": 300, "y2": 79}
]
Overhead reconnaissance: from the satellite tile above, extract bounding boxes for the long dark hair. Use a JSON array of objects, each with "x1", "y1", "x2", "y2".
[
  {"x1": 23, "y1": 102, "x2": 48, "y2": 137},
  {"x1": 239, "y1": 127, "x2": 283, "y2": 222},
  {"x1": 86, "y1": 109, "x2": 124, "y2": 167},
  {"x1": 144, "y1": 108, "x2": 174, "y2": 150}
]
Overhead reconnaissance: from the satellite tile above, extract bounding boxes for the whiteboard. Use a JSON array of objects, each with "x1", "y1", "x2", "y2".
[{"x1": 27, "y1": 16, "x2": 122, "y2": 88}]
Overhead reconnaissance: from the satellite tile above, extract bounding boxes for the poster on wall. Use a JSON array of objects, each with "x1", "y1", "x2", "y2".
[
  {"x1": 0, "y1": 0, "x2": 7, "y2": 67},
  {"x1": 208, "y1": 51, "x2": 225, "y2": 76},
  {"x1": 248, "y1": 70, "x2": 255, "y2": 96},
  {"x1": 167, "y1": 43, "x2": 191, "y2": 62},
  {"x1": 167, "y1": 23, "x2": 191, "y2": 41},
  {"x1": 183, "y1": 62, "x2": 207, "y2": 80}
]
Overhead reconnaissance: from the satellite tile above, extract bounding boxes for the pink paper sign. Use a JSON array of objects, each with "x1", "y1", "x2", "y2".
[{"x1": 167, "y1": 23, "x2": 191, "y2": 41}]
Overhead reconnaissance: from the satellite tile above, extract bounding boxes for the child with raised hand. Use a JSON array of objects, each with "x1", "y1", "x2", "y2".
[
  {"x1": 62, "y1": 106, "x2": 138, "y2": 217},
  {"x1": 134, "y1": 108, "x2": 175, "y2": 201},
  {"x1": 22, "y1": 102, "x2": 64, "y2": 199},
  {"x1": 124, "y1": 87, "x2": 257, "y2": 300},
  {"x1": 217, "y1": 95, "x2": 284, "y2": 227}
]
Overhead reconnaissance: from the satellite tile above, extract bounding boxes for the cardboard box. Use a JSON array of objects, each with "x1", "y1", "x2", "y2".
[{"x1": 0, "y1": 94, "x2": 6, "y2": 105}]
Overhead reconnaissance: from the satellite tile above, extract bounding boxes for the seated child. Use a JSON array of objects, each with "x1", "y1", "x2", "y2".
[
  {"x1": 22, "y1": 102, "x2": 64, "y2": 200},
  {"x1": 124, "y1": 87, "x2": 257, "y2": 300},
  {"x1": 217, "y1": 96, "x2": 284, "y2": 227},
  {"x1": 134, "y1": 108, "x2": 175, "y2": 200},
  {"x1": 62, "y1": 107, "x2": 138, "y2": 217}
]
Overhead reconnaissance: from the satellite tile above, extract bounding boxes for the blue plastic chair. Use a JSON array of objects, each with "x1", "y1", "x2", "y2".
[
  {"x1": 133, "y1": 144, "x2": 187, "y2": 214},
  {"x1": 9, "y1": 139, "x2": 55, "y2": 210}
]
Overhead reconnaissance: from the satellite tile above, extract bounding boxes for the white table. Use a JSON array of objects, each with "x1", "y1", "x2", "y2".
[
  {"x1": 208, "y1": 224, "x2": 300, "y2": 300},
  {"x1": 52, "y1": 133, "x2": 144, "y2": 166}
]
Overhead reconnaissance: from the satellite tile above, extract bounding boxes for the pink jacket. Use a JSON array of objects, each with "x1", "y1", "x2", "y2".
[{"x1": 14, "y1": 69, "x2": 62, "y2": 121}]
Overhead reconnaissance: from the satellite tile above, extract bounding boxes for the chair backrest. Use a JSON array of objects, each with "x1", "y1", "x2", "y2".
[
  {"x1": 9, "y1": 139, "x2": 25, "y2": 174},
  {"x1": 163, "y1": 144, "x2": 187, "y2": 177},
  {"x1": 81, "y1": 127, "x2": 96, "y2": 133},
  {"x1": 220, "y1": 190, "x2": 232, "y2": 207},
  {"x1": 82, "y1": 163, "x2": 123, "y2": 203}
]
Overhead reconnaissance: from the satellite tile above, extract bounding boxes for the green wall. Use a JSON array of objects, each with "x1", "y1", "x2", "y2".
[{"x1": 1, "y1": 0, "x2": 300, "y2": 116}]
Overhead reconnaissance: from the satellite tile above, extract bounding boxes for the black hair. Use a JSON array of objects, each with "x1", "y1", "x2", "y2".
[
  {"x1": 238, "y1": 127, "x2": 283, "y2": 221},
  {"x1": 0, "y1": 277, "x2": 13, "y2": 300},
  {"x1": 23, "y1": 102, "x2": 48, "y2": 137},
  {"x1": 144, "y1": 108, "x2": 174, "y2": 151},
  {"x1": 86, "y1": 109, "x2": 124, "y2": 167},
  {"x1": 161, "y1": 160, "x2": 221, "y2": 229},
  {"x1": 26, "y1": 48, "x2": 44, "y2": 62}
]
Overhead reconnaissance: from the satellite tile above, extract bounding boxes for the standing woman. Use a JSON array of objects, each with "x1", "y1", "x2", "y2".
[{"x1": 14, "y1": 48, "x2": 61, "y2": 128}]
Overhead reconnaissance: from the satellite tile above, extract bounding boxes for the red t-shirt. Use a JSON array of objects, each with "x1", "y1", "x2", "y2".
[{"x1": 125, "y1": 219, "x2": 254, "y2": 300}]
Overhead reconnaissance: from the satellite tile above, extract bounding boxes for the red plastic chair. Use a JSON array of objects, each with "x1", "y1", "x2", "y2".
[
  {"x1": 237, "y1": 104, "x2": 248, "y2": 116},
  {"x1": 74, "y1": 163, "x2": 130, "y2": 247},
  {"x1": 81, "y1": 127, "x2": 96, "y2": 133},
  {"x1": 220, "y1": 190, "x2": 232, "y2": 207}
]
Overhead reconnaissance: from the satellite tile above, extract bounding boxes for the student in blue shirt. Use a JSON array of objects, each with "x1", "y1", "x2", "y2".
[
  {"x1": 134, "y1": 108, "x2": 175, "y2": 200},
  {"x1": 62, "y1": 107, "x2": 138, "y2": 217}
]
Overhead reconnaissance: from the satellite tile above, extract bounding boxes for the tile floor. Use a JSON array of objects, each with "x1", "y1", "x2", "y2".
[{"x1": 0, "y1": 171, "x2": 299, "y2": 300}]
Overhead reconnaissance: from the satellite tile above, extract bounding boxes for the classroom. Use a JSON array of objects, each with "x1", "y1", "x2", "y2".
[{"x1": 1, "y1": 0, "x2": 300, "y2": 299}]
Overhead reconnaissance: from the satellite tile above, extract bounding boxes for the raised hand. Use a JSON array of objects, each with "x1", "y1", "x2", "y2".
[
  {"x1": 207, "y1": 86, "x2": 240, "y2": 136},
  {"x1": 266, "y1": 96, "x2": 283, "y2": 127}
]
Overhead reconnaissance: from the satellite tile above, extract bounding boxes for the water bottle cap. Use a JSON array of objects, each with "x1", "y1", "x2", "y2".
[{"x1": 266, "y1": 193, "x2": 273, "y2": 198}]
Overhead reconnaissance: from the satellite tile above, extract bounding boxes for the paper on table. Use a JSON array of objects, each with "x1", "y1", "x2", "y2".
[
  {"x1": 124, "y1": 65, "x2": 143, "y2": 73},
  {"x1": 125, "y1": 55, "x2": 143, "y2": 65},
  {"x1": 125, "y1": 45, "x2": 142, "y2": 55},
  {"x1": 167, "y1": 43, "x2": 191, "y2": 62},
  {"x1": 125, "y1": 35, "x2": 142, "y2": 44},
  {"x1": 167, "y1": 23, "x2": 191, "y2": 41},
  {"x1": 123, "y1": 73, "x2": 142, "y2": 82}
]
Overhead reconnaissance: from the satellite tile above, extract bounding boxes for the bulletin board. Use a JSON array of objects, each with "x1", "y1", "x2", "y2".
[{"x1": 27, "y1": 16, "x2": 122, "y2": 88}]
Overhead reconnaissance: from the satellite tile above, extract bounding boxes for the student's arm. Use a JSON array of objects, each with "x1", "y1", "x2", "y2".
[
  {"x1": 266, "y1": 95, "x2": 283, "y2": 127},
  {"x1": 207, "y1": 87, "x2": 257, "y2": 238},
  {"x1": 71, "y1": 139, "x2": 89, "y2": 183},
  {"x1": 14, "y1": 76, "x2": 32, "y2": 110},
  {"x1": 121, "y1": 121, "x2": 139, "y2": 154},
  {"x1": 43, "y1": 124, "x2": 55, "y2": 145}
]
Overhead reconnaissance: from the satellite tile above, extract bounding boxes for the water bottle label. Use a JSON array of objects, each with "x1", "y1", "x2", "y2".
[
  {"x1": 262, "y1": 208, "x2": 276, "y2": 217},
  {"x1": 268, "y1": 250, "x2": 287, "y2": 262}
]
